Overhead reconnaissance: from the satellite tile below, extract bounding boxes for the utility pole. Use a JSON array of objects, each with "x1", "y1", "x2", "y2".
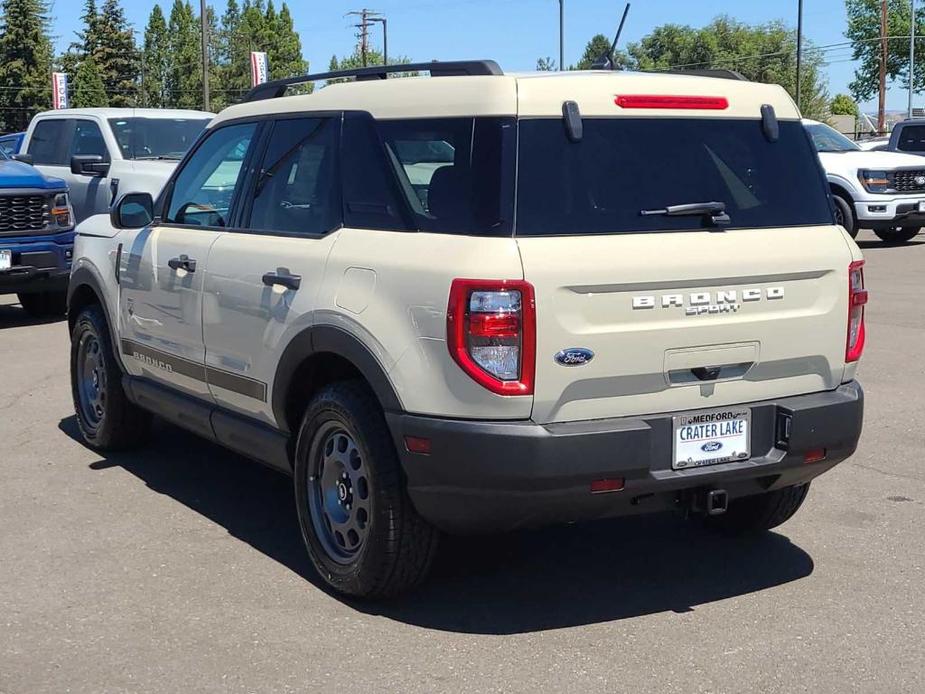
[
  {"x1": 347, "y1": 9, "x2": 385, "y2": 67},
  {"x1": 880, "y1": 0, "x2": 888, "y2": 133},
  {"x1": 200, "y1": 0, "x2": 210, "y2": 111},
  {"x1": 910, "y1": 0, "x2": 917, "y2": 119},
  {"x1": 796, "y1": 0, "x2": 803, "y2": 110},
  {"x1": 559, "y1": 0, "x2": 564, "y2": 71},
  {"x1": 370, "y1": 16, "x2": 388, "y2": 65}
]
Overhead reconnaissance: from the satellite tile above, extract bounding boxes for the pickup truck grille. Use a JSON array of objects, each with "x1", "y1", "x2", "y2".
[
  {"x1": 891, "y1": 170, "x2": 925, "y2": 192},
  {"x1": 0, "y1": 194, "x2": 50, "y2": 235}
]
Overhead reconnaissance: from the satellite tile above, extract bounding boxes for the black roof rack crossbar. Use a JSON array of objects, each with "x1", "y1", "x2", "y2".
[{"x1": 243, "y1": 59, "x2": 504, "y2": 102}]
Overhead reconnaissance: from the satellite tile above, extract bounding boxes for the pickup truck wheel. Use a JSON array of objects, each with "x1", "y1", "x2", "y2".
[
  {"x1": 293, "y1": 381, "x2": 439, "y2": 598},
  {"x1": 701, "y1": 483, "x2": 810, "y2": 534},
  {"x1": 70, "y1": 304, "x2": 151, "y2": 450},
  {"x1": 17, "y1": 290, "x2": 66, "y2": 318},
  {"x1": 873, "y1": 226, "x2": 920, "y2": 243},
  {"x1": 831, "y1": 195, "x2": 858, "y2": 238}
]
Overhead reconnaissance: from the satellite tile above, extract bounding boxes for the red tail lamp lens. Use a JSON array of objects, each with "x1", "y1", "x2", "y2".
[
  {"x1": 404, "y1": 436, "x2": 431, "y2": 455},
  {"x1": 615, "y1": 94, "x2": 729, "y2": 110},
  {"x1": 590, "y1": 478, "x2": 625, "y2": 494},
  {"x1": 804, "y1": 449, "x2": 827, "y2": 464}
]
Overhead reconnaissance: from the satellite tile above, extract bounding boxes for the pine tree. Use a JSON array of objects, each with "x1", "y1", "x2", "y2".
[
  {"x1": 94, "y1": 0, "x2": 139, "y2": 106},
  {"x1": 72, "y1": 55, "x2": 109, "y2": 107},
  {"x1": 74, "y1": 0, "x2": 100, "y2": 58},
  {"x1": 0, "y1": 0, "x2": 54, "y2": 131},
  {"x1": 166, "y1": 0, "x2": 201, "y2": 108},
  {"x1": 140, "y1": 4, "x2": 169, "y2": 107},
  {"x1": 267, "y1": 3, "x2": 306, "y2": 81}
]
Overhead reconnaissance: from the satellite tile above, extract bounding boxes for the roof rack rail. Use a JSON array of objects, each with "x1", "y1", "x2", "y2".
[
  {"x1": 653, "y1": 68, "x2": 748, "y2": 81},
  {"x1": 243, "y1": 59, "x2": 504, "y2": 102}
]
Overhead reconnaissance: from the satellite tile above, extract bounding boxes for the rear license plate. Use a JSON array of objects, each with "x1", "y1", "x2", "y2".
[
  {"x1": 0, "y1": 249, "x2": 10, "y2": 271},
  {"x1": 672, "y1": 407, "x2": 751, "y2": 470}
]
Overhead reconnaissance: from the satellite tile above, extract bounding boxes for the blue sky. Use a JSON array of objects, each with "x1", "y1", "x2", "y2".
[{"x1": 45, "y1": 0, "x2": 916, "y2": 112}]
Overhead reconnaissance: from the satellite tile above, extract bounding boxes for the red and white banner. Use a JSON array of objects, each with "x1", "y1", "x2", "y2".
[
  {"x1": 52, "y1": 72, "x2": 69, "y2": 109},
  {"x1": 250, "y1": 52, "x2": 269, "y2": 87}
]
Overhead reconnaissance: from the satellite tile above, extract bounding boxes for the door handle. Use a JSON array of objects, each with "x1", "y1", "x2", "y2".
[
  {"x1": 262, "y1": 270, "x2": 301, "y2": 291},
  {"x1": 167, "y1": 254, "x2": 196, "y2": 272}
]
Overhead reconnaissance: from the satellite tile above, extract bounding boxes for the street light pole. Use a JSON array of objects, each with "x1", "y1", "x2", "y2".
[
  {"x1": 559, "y1": 0, "x2": 564, "y2": 71},
  {"x1": 796, "y1": 0, "x2": 803, "y2": 110},
  {"x1": 200, "y1": 0, "x2": 210, "y2": 111},
  {"x1": 370, "y1": 17, "x2": 388, "y2": 65}
]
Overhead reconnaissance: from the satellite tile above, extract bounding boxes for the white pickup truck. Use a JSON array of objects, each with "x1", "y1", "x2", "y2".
[
  {"x1": 805, "y1": 118, "x2": 925, "y2": 243},
  {"x1": 19, "y1": 108, "x2": 213, "y2": 223}
]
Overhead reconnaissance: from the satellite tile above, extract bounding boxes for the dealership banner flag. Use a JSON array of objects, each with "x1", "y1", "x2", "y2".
[
  {"x1": 52, "y1": 72, "x2": 69, "y2": 109},
  {"x1": 250, "y1": 52, "x2": 269, "y2": 87}
]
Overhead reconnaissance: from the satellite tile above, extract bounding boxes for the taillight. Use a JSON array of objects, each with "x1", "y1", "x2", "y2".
[
  {"x1": 447, "y1": 279, "x2": 536, "y2": 395},
  {"x1": 846, "y1": 260, "x2": 868, "y2": 363},
  {"x1": 614, "y1": 94, "x2": 729, "y2": 110}
]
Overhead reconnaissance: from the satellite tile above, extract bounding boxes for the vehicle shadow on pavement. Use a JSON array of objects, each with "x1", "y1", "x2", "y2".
[
  {"x1": 856, "y1": 239, "x2": 925, "y2": 250},
  {"x1": 59, "y1": 415, "x2": 815, "y2": 635},
  {"x1": 0, "y1": 301, "x2": 65, "y2": 328}
]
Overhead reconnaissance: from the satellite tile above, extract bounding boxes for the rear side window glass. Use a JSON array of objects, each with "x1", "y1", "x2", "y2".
[
  {"x1": 28, "y1": 120, "x2": 68, "y2": 164},
  {"x1": 376, "y1": 117, "x2": 515, "y2": 236},
  {"x1": 166, "y1": 122, "x2": 256, "y2": 227},
  {"x1": 246, "y1": 117, "x2": 341, "y2": 235},
  {"x1": 70, "y1": 120, "x2": 109, "y2": 160},
  {"x1": 341, "y1": 112, "x2": 413, "y2": 231},
  {"x1": 516, "y1": 118, "x2": 833, "y2": 235},
  {"x1": 896, "y1": 125, "x2": 925, "y2": 153}
]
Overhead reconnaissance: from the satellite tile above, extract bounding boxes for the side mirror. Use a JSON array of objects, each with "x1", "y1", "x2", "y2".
[
  {"x1": 71, "y1": 154, "x2": 110, "y2": 177},
  {"x1": 11, "y1": 153, "x2": 33, "y2": 165},
  {"x1": 111, "y1": 192, "x2": 154, "y2": 229}
]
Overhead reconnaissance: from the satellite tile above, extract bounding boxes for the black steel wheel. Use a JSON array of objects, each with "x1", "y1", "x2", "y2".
[
  {"x1": 293, "y1": 381, "x2": 439, "y2": 598},
  {"x1": 70, "y1": 304, "x2": 150, "y2": 450}
]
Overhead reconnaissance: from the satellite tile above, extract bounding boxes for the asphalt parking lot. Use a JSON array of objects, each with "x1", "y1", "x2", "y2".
[{"x1": 1, "y1": 229, "x2": 923, "y2": 694}]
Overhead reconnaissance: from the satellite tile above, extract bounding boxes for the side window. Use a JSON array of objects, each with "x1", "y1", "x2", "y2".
[
  {"x1": 70, "y1": 120, "x2": 109, "y2": 160},
  {"x1": 245, "y1": 117, "x2": 341, "y2": 235},
  {"x1": 28, "y1": 120, "x2": 68, "y2": 165},
  {"x1": 165, "y1": 122, "x2": 257, "y2": 227}
]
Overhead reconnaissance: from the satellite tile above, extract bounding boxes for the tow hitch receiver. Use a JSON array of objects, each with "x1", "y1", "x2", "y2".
[{"x1": 687, "y1": 488, "x2": 729, "y2": 516}]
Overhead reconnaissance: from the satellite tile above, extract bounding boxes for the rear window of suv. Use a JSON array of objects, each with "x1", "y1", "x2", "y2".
[{"x1": 515, "y1": 118, "x2": 833, "y2": 235}]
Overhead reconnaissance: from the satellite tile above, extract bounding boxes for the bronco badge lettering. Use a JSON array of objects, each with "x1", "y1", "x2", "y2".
[{"x1": 632, "y1": 287, "x2": 784, "y2": 315}]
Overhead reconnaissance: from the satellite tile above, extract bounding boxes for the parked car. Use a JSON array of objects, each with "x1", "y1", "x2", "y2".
[
  {"x1": 805, "y1": 118, "x2": 925, "y2": 242},
  {"x1": 19, "y1": 108, "x2": 212, "y2": 223},
  {"x1": 855, "y1": 135, "x2": 889, "y2": 151},
  {"x1": 0, "y1": 132, "x2": 24, "y2": 157},
  {"x1": 67, "y1": 62, "x2": 865, "y2": 598},
  {"x1": 0, "y1": 147, "x2": 74, "y2": 316}
]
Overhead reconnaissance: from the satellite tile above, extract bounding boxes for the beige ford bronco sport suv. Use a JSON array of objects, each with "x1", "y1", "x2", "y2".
[{"x1": 67, "y1": 60, "x2": 866, "y2": 598}]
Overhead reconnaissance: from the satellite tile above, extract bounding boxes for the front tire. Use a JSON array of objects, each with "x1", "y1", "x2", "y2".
[
  {"x1": 18, "y1": 290, "x2": 66, "y2": 318},
  {"x1": 702, "y1": 483, "x2": 810, "y2": 534},
  {"x1": 293, "y1": 381, "x2": 439, "y2": 598},
  {"x1": 831, "y1": 195, "x2": 858, "y2": 238},
  {"x1": 70, "y1": 304, "x2": 151, "y2": 450},
  {"x1": 873, "y1": 226, "x2": 920, "y2": 243}
]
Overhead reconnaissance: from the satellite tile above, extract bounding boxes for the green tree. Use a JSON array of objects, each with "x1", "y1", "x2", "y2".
[
  {"x1": 845, "y1": 0, "x2": 924, "y2": 101},
  {"x1": 831, "y1": 93, "x2": 860, "y2": 116},
  {"x1": 72, "y1": 54, "x2": 108, "y2": 107},
  {"x1": 94, "y1": 0, "x2": 139, "y2": 106},
  {"x1": 572, "y1": 34, "x2": 630, "y2": 70},
  {"x1": 165, "y1": 0, "x2": 200, "y2": 108},
  {"x1": 140, "y1": 4, "x2": 169, "y2": 107},
  {"x1": 625, "y1": 16, "x2": 830, "y2": 119},
  {"x1": 0, "y1": 0, "x2": 53, "y2": 131},
  {"x1": 74, "y1": 0, "x2": 100, "y2": 58},
  {"x1": 268, "y1": 3, "x2": 306, "y2": 80},
  {"x1": 536, "y1": 56, "x2": 557, "y2": 71}
]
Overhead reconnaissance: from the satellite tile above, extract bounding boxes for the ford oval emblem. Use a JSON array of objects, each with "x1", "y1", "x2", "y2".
[
  {"x1": 701, "y1": 441, "x2": 723, "y2": 453},
  {"x1": 554, "y1": 348, "x2": 594, "y2": 367}
]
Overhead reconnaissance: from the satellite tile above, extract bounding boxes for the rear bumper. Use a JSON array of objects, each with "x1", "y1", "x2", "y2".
[
  {"x1": 0, "y1": 231, "x2": 73, "y2": 294},
  {"x1": 388, "y1": 382, "x2": 864, "y2": 534}
]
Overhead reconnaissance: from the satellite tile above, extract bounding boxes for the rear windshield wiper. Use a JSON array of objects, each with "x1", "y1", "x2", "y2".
[{"x1": 640, "y1": 201, "x2": 730, "y2": 226}]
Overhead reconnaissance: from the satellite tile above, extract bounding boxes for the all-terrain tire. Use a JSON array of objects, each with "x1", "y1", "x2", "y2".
[
  {"x1": 70, "y1": 303, "x2": 151, "y2": 450},
  {"x1": 293, "y1": 380, "x2": 439, "y2": 599},
  {"x1": 832, "y1": 195, "x2": 858, "y2": 239},
  {"x1": 702, "y1": 483, "x2": 811, "y2": 534},
  {"x1": 18, "y1": 290, "x2": 67, "y2": 318}
]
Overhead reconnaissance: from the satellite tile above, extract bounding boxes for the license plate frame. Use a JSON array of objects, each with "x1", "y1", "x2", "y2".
[
  {"x1": 0, "y1": 249, "x2": 11, "y2": 272},
  {"x1": 672, "y1": 407, "x2": 751, "y2": 470}
]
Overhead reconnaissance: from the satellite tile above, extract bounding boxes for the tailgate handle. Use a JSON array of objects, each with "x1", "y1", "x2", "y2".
[
  {"x1": 691, "y1": 366, "x2": 722, "y2": 381},
  {"x1": 667, "y1": 361, "x2": 754, "y2": 385}
]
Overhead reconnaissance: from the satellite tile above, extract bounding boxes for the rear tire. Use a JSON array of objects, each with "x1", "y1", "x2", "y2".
[
  {"x1": 18, "y1": 290, "x2": 66, "y2": 318},
  {"x1": 873, "y1": 226, "x2": 920, "y2": 243},
  {"x1": 831, "y1": 195, "x2": 858, "y2": 238},
  {"x1": 293, "y1": 381, "x2": 439, "y2": 598},
  {"x1": 70, "y1": 303, "x2": 151, "y2": 450},
  {"x1": 701, "y1": 483, "x2": 810, "y2": 534}
]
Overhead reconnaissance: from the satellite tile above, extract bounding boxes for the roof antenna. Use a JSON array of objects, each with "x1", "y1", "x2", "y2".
[{"x1": 591, "y1": 3, "x2": 631, "y2": 70}]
